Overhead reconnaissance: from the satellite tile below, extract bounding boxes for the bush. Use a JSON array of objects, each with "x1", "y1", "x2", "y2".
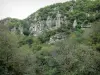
[{"x1": 52, "y1": 39, "x2": 100, "y2": 75}]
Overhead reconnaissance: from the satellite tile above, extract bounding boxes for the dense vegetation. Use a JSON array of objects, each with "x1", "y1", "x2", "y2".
[{"x1": 0, "y1": 0, "x2": 100, "y2": 75}]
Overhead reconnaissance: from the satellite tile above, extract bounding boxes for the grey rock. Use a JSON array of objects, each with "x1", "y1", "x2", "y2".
[
  {"x1": 49, "y1": 33, "x2": 66, "y2": 44},
  {"x1": 73, "y1": 19, "x2": 77, "y2": 28}
]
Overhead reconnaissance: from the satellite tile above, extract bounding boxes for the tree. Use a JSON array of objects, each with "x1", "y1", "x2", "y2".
[
  {"x1": 52, "y1": 39, "x2": 100, "y2": 75},
  {"x1": 0, "y1": 25, "x2": 19, "y2": 75},
  {"x1": 89, "y1": 22, "x2": 100, "y2": 51}
]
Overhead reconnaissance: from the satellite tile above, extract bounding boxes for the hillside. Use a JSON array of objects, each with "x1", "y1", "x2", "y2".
[
  {"x1": 1, "y1": 0, "x2": 100, "y2": 43},
  {"x1": 0, "y1": 0, "x2": 100, "y2": 75}
]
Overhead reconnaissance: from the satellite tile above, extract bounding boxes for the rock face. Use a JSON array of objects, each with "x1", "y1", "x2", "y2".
[
  {"x1": 28, "y1": 11, "x2": 69, "y2": 43},
  {"x1": 73, "y1": 19, "x2": 77, "y2": 28},
  {"x1": 18, "y1": 25, "x2": 24, "y2": 35},
  {"x1": 11, "y1": 26, "x2": 24, "y2": 35},
  {"x1": 56, "y1": 11, "x2": 61, "y2": 28},
  {"x1": 46, "y1": 16, "x2": 52, "y2": 29},
  {"x1": 29, "y1": 11, "x2": 68, "y2": 36},
  {"x1": 11, "y1": 27, "x2": 17, "y2": 34},
  {"x1": 69, "y1": 6, "x2": 74, "y2": 12},
  {"x1": 49, "y1": 33, "x2": 66, "y2": 44}
]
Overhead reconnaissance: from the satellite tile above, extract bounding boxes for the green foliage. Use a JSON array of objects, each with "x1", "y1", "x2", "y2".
[
  {"x1": 23, "y1": 28, "x2": 30, "y2": 36},
  {"x1": 38, "y1": 30, "x2": 56, "y2": 43},
  {"x1": 56, "y1": 23, "x2": 71, "y2": 35},
  {"x1": 52, "y1": 39, "x2": 100, "y2": 75},
  {"x1": 89, "y1": 22, "x2": 100, "y2": 51},
  {"x1": 8, "y1": 19, "x2": 22, "y2": 29},
  {"x1": 0, "y1": 0, "x2": 100, "y2": 75},
  {"x1": 0, "y1": 25, "x2": 23, "y2": 75}
]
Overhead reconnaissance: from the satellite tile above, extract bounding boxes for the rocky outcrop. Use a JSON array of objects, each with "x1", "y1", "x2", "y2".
[
  {"x1": 73, "y1": 19, "x2": 77, "y2": 28},
  {"x1": 11, "y1": 27, "x2": 17, "y2": 34},
  {"x1": 29, "y1": 11, "x2": 69, "y2": 36},
  {"x1": 18, "y1": 25, "x2": 24, "y2": 35},
  {"x1": 49, "y1": 33, "x2": 66, "y2": 44}
]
